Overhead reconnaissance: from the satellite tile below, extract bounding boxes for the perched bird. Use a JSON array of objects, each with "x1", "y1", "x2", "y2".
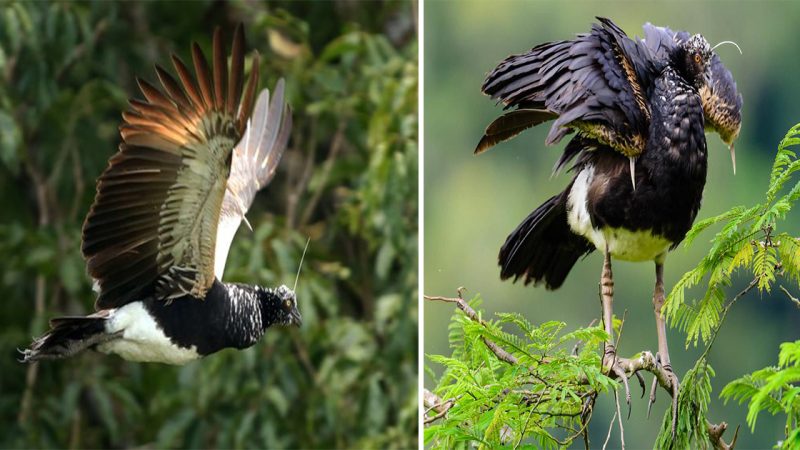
[
  {"x1": 21, "y1": 25, "x2": 298, "y2": 365},
  {"x1": 476, "y1": 17, "x2": 742, "y2": 421}
]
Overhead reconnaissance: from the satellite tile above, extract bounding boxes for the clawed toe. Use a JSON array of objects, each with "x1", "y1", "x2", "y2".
[
  {"x1": 603, "y1": 346, "x2": 633, "y2": 420},
  {"x1": 667, "y1": 367, "x2": 680, "y2": 438},
  {"x1": 649, "y1": 352, "x2": 680, "y2": 436}
]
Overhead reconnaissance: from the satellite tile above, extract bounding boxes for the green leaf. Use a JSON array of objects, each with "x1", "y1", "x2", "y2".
[{"x1": 0, "y1": 111, "x2": 21, "y2": 173}]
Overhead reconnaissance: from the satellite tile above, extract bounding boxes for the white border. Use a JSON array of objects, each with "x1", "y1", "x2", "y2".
[{"x1": 417, "y1": 0, "x2": 425, "y2": 447}]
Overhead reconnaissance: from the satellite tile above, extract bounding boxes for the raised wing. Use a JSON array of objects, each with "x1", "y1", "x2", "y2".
[
  {"x1": 214, "y1": 80, "x2": 292, "y2": 279},
  {"x1": 82, "y1": 25, "x2": 260, "y2": 309},
  {"x1": 476, "y1": 17, "x2": 651, "y2": 158}
]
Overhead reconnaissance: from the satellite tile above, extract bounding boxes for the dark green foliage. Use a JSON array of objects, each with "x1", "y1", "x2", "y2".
[{"x1": 0, "y1": 1, "x2": 417, "y2": 448}]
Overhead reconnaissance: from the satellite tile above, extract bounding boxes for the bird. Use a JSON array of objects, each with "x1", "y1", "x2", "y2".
[
  {"x1": 475, "y1": 17, "x2": 742, "y2": 424},
  {"x1": 21, "y1": 24, "x2": 299, "y2": 365}
]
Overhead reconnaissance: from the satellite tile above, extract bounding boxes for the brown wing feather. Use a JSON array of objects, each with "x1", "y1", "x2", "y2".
[
  {"x1": 83, "y1": 25, "x2": 258, "y2": 309},
  {"x1": 478, "y1": 18, "x2": 650, "y2": 158}
]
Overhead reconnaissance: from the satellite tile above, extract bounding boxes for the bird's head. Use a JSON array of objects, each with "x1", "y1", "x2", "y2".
[
  {"x1": 699, "y1": 51, "x2": 743, "y2": 173},
  {"x1": 267, "y1": 285, "x2": 302, "y2": 327},
  {"x1": 676, "y1": 34, "x2": 713, "y2": 90},
  {"x1": 676, "y1": 34, "x2": 743, "y2": 173}
]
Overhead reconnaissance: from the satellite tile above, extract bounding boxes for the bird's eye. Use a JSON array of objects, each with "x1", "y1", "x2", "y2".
[
  {"x1": 284, "y1": 299, "x2": 292, "y2": 309},
  {"x1": 693, "y1": 54, "x2": 702, "y2": 64}
]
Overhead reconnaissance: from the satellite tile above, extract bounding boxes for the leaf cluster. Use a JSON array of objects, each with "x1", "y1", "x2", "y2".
[
  {"x1": 721, "y1": 340, "x2": 800, "y2": 449},
  {"x1": 653, "y1": 123, "x2": 800, "y2": 447},
  {"x1": 425, "y1": 296, "x2": 614, "y2": 449}
]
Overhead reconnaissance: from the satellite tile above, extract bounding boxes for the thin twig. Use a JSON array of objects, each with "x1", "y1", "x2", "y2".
[
  {"x1": 423, "y1": 389, "x2": 455, "y2": 424},
  {"x1": 615, "y1": 390, "x2": 626, "y2": 450},
  {"x1": 424, "y1": 289, "x2": 483, "y2": 325},
  {"x1": 779, "y1": 285, "x2": 800, "y2": 309},
  {"x1": 424, "y1": 407, "x2": 449, "y2": 425},
  {"x1": 602, "y1": 403, "x2": 617, "y2": 450}
]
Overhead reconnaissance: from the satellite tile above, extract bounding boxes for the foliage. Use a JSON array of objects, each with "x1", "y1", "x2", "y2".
[
  {"x1": 721, "y1": 340, "x2": 800, "y2": 449},
  {"x1": 0, "y1": 1, "x2": 417, "y2": 449},
  {"x1": 425, "y1": 296, "x2": 615, "y2": 449}
]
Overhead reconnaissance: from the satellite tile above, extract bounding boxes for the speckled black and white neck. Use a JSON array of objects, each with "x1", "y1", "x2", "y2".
[{"x1": 93, "y1": 279, "x2": 301, "y2": 364}]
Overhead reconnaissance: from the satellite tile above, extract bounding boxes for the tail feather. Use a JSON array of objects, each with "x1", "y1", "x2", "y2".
[
  {"x1": 499, "y1": 192, "x2": 594, "y2": 289},
  {"x1": 21, "y1": 314, "x2": 113, "y2": 363}
]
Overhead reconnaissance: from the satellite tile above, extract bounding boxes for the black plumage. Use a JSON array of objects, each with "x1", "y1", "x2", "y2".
[
  {"x1": 477, "y1": 17, "x2": 742, "y2": 426},
  {"x1": 140, "y1": 281, "x2": 300, "y2": 356}
]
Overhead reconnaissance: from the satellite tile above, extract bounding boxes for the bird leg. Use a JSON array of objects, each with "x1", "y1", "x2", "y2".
[
  {"x1": 600, "y1": 248, "x2": 633, "y2": 417},
  {"x1": 652, "y1": 260, "x2": 680, "y2": 436}
]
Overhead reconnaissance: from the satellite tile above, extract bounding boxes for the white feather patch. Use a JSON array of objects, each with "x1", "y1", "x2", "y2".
[
  {"x1": 97, "y1": 302, "x2": 200, "y2": 365},
  {"x1": 567, "y1": 165, "x2": 671, "y2": 261}
]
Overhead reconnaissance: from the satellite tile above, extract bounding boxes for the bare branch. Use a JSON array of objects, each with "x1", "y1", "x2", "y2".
[{"x1": 779, "y1": 285, "x2": 800, "y2": 309}]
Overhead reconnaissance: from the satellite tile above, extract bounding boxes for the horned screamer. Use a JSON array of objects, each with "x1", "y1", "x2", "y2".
[
  {"x1": 22, "y1": 25, "x2": 299, "y2": 365},
  {"x1": 476, "y1": 18, "x2": 742, "y2": 432}
]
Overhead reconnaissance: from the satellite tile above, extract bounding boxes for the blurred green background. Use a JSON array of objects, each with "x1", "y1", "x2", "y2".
[
  {"x1": 424, "y1": 1, "x2": 799, "y2": 448},
  {"x1": 0, "y1": 1, "x2": 417, "y2": 448}
]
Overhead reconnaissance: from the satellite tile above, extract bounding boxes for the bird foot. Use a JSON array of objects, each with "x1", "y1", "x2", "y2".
[
  {"x1": 603, "y1": 348, "x2": 682, "y2": 430},
  {"x1": 602, "y1": 345, "x2": 645, "y2": 420},
  {"x1": 643, "y1": 353, "x2": 680, "y2": 438}
]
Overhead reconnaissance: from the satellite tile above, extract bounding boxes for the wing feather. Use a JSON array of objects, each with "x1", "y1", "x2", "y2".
[
  {"x1": 83, "y1": 25, "x2": 260, "y2": 309},
  {"x1": 214, "y1": 82, "x2": 292, "y2": 279},
  {"x1": 477, "y1": 17, "x2": 651, "y2": 157}
]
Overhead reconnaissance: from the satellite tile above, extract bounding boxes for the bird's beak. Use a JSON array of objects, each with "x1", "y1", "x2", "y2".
[
  {"x1": 290, "y1": 308, "x2": 302, "y2": 327},
  {"x1": 729, "y1": 142, "x2": 736, "y2": 175}
]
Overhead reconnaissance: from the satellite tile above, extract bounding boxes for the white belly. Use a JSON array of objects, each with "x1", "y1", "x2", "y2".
[
  {"x1": 567, "y1": 166, "x2": 670, "y2": 262},
  {"x1": 96, "y1": 302, "x2": 200, "y2": 365}
]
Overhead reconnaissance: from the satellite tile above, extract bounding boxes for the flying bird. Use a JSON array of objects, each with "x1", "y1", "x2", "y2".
[
  {"x1": 476, "y1": 17, "x2": 742, "y2": 424},
  {"x1": 21, "y1": 25, "x2": 298, "y2": 365}
]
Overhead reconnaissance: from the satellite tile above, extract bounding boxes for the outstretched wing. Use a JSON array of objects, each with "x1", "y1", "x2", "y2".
[
  {"x1": 477, "y1": 17, "x2": 651, "y2": 157},
  {"x1": 640, "y1": 23, "x2": 742, "y2": 144},
  {"x1": 82, "y1": 25, "x2": 259, "y2": 309},
  {"x1": 214, "y1": 80, "x2": 292, "y2": 279}
]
